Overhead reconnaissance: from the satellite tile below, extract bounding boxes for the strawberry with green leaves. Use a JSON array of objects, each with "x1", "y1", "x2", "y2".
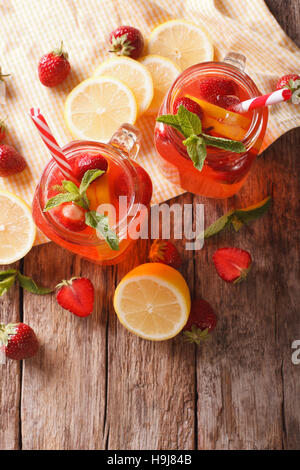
[
  {"x1": 149, "y1": 240, "x2": 182, "y2": 269},
  {"x1": 0, "y1": 322, "x2": 39, "y2": 360},
  {"x1": 183, "y1": 298, "x2": 217, "y2": 344},
  {"x1": 56, "y1": 277, "x2": 95, "y2": 317}
]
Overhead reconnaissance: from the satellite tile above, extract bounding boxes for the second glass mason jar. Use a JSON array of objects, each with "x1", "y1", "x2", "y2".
[
  {"x1": 32, "y1": 125, "x2": 152, "y2": 265},
  {"x1": 154, "y1": 54, "x2": 268, "y2": 199}
]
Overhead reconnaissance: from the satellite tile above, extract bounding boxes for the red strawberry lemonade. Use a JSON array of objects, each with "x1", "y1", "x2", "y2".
[
  {"x1": 155, "y1": 60, "x2": 268, "y2": 198},
  {"x1": 32, "y1": 138, "x2": 152, "y2": 265}
]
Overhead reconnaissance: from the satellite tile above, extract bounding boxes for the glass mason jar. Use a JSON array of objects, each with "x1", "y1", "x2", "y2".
[
  {"x1": 32, "y1": 124, "x2": 151, "y2": 265},
  {"x1": 154, "y1": 53, "x2": 268, "y2": 198}
]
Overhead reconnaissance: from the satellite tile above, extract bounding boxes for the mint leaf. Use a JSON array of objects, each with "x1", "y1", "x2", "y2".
[
  {"x1": 62, "y1": 180, "x2": 80, "y2": 195},
  {"x1": 44, "y1": 192, "x2": 79, "y2": 211},
  {"x1": 202, "y1": 211, "x2": 234, "y2": 239},
  {"x1": 177, "y1": 105, "x2": 202, "y2": 137},
  {"x1": 85, "y1": 211, "x2": 119, "y2": 251},
  {"x1": 184, "y1": 135, "x2": 207, "y2": 171},
  {"x1": 202, "y1": 133, "x2": 246, "y2": 153},
  {"x1": 233, "y1": 196, "x2": 271, "y2": 229},
  {"x1": 17, "y1": 273, "x2": 53, "y2": 295},
  {"x1": 200, "y1": 197, "x2": 271, "y2": 239},
  {"x1": 0, "y1": 271, "x2": 17, "y2": 296},
  {"x1": 156, "y1": 114, "x2": 182, "y2": 133},
  {"x1": 79, "y1": 169, "x2": 104, "y2": 195}
]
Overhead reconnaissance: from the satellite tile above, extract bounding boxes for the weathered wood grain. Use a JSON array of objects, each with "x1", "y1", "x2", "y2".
[
  {"x1": 106, "y1": 194, "x2": 196, "y2": 450},
  {"x1": 21, "y1": 244, "x2": 109, "y2": 450},
  {"x1": 0, "y1": 262, "x2": 21, "y2": 450}
]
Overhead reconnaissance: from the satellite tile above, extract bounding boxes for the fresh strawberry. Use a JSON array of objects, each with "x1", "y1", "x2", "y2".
[
  {"x1": 109, "y1": 26, "x2": 144, "y2": 60},
  {"x1": 73, "y1": 152, "x2": 108, "y2": 180},
  {"x1": 197, "y1": 77, "x2": 238, "y2": 104},
  {"x1": 0, "y1": 144, "x2": 26, "y2": 177},
  {"x1": 56, "y1": 277, "x2": 95, "y2": 317},
  {"x1": 114, "y1": 161, "x2": 152, "y2": 206},
  {"x1": 134, "y1": 162, "x2": 153, "y2": 206},
  {"x1": 173, "y1": 97, "x2": 204, "y2": 119},
  {"x1": 276, "y1": 73, "x2": 300, "y2": 91},
  {"x1": 183, "y1": 298, "x2": 217, "y2": 343},
  {"x1": 216, "y1": 94, "x2": 240, "y2": 110},
  {"x1": 0, "y1": 118, "x2": 6, "y2": 142},
  {"x1": 213, "y1": 247, "x2": 252, "y2": 283},
  {"x1": 149, "y1": 240, "x2": 182, "y2": 269},
  {"x1": 0, "y1": 322, "x2": 39, "y2": 360},
  {"x1": 54, "y1": 202, "x2": 86, "y2": 232},
  {"x1": 38, "y1": 41, "x2": 71, "y2": 87}
]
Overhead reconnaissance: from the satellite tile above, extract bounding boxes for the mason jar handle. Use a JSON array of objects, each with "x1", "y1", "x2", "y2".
[
  {"x1": 109, "y1": 123, "x2": 141, "y2": 160},
  {"x1": 223, "y1": 52, "x2": 246, "y2": 71}
]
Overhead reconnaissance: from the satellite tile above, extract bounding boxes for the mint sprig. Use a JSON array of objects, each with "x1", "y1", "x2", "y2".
[
  {"x1": 85, "y1": 211, "x2": 120, "y2": 251},
  {"x1": 0, "y1": 270, "x2": 52, "y2": 296},
  {"x1": 288, "y1": 79, "x2": 300, "y2": 104},
  {"x1": 200, "y1": 196, "x2": 271, "y2": 239},
  {"x1": 157, "y1": 104, "x2": 247, "y2": 171},
  {"x1": 44, "y1": 169, "x2": 120, "y2": 251}
]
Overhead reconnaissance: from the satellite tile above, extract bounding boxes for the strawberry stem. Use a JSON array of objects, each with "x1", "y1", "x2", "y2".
[{"x1": 53, "y1": 41, "x2": 69, "y2": 59}]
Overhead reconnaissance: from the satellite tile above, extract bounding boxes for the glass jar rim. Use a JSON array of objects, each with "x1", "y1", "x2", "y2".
[
  {"x1": 35, "y1": 140, "x2": 143, "y2": 247},
  {"x1": 164, "y1": 61, "x2": 266, "y2": 155}
]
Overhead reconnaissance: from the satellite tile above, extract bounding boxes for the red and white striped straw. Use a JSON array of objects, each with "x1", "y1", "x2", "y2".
[
  {"x1": 29, "y1": 108, "x2": 77, "y2": 181},
  {"x1": 233, "y1": 88, "x2": 292, "y2": 113}
]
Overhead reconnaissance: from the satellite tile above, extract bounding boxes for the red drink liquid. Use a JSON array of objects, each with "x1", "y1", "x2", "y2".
[
  {"x1": 155, "y1": 61, "x2": 268, "y2": 198},
  {"x1": 32, "y1": 139, "x2": 151, "y2": 265}
]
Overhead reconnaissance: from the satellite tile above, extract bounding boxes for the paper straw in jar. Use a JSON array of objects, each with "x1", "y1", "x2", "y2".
[
  {"x1": 233, "y1": 88, "x2": 292, "y2": 113},
  {"x1": 29, "y1": 107, "x2": 77, "y2": 181}
]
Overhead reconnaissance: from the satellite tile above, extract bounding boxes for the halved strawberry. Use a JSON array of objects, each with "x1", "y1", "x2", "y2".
[
  {"x1": 54, "y1": 202, "x2": 86, "y2": 232},
  {"x1": 149, "y1": 240, "x2": 182, "y2": 269},
  {"x1": 56, "y1": 277, "x2": 94, "y2": 317},
  {"x1": 197, "y1": 77, "x2": 238, "y2": 104},
  {"x1": 212, "y1": 247, "x2": 252, "y2": 283},
  {"x1": 73, "y1": 152, "x2": 108, "y2": 180},
  {"x1": 183, "y1": 298, "x2": 217, "y2": 344},
  {"x1": 173, "y1": 97, "x2": 203, "y2": 119}
]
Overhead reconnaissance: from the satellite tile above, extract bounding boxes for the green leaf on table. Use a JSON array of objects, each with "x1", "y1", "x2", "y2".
[
  {"x1": 79, "y1": 169, "x2": 105, "y2": 195},
  {"x1": 202, "y1": 133, "x2": 246, "y2": 153},
  {"x1": 201, "y1": 197, "x2": 271, "y2": 239},
  {"x1": 203, "y1": 211, "x2": 235, "y2": 239},
  {"x1": 0, "y1": 271, "x2": 17, "y2": 296},
  {"x1": 233, "y1": 196, "x2": 271, "y2": 230},
  {"x1": 44, "y1": 192, "x2": 79, "y2": 211},
  {"x1": 16, "y1": 273, "x2": 53, "y2": 295},
  {"x1": 85, "y1": 211, "x2": 119, "y2": 251},
  {"x1": 177, "y1": 105, "x2": 202, "y2": 137}
]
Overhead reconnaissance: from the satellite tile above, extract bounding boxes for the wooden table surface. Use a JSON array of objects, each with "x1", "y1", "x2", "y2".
[{"x1": 1, "y1": 0, "x2": 300, "y2": 451}]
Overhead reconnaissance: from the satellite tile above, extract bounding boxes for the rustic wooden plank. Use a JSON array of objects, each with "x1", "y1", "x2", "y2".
[
  {"x1": 21, "y1": 244, "x2": 109, "y2": 450},
  {"x1": 106, "y1": 194, "x2": 196, "y2": 450},
  {"x1": 0, "y1": 262, "x2": 21, "y2": 450},
  {"x1": 194, "y1": 129, "x2": 300, "y2": 449}
]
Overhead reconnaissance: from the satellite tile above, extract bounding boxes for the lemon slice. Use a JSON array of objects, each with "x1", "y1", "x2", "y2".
[
  {"x1": 0, "y1": 190, "x2": 36, "y2": 264},
  {"x1": 64, "y1": 76, "x2": 137, "y2": 142},
  {"x1": 140, "y1": 55, "x2": 182, "y2": 114},
  {"x1": 93, "y1": 57, "x2": 153, "y2": 115},
  {"x1": 114, "y1": 263, "x2": 191, "y2": 341},
  {"x1": 147, "y1": 20, "x2": 214, "y2": 70}
]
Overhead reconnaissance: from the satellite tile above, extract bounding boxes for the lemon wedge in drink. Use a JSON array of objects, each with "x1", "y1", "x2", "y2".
[
  {"x1": 93, "y1": 57, "x2": 153, "y2": 115},
  {"x1": 140, "y1": 55, "x2": 182, "y2": 114},
  {"x1": 0, "y1": 190, "x2": 36, "y2": 264},
  {"x1": 64, "y1": 76, "x2": 137, "y2": 142},
  {"x1": 147, "y1": 20, "x2": 214, "y2": 70},
  {"x1": 114, "y1": 263, "x2": 191, "y2": 341}
]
